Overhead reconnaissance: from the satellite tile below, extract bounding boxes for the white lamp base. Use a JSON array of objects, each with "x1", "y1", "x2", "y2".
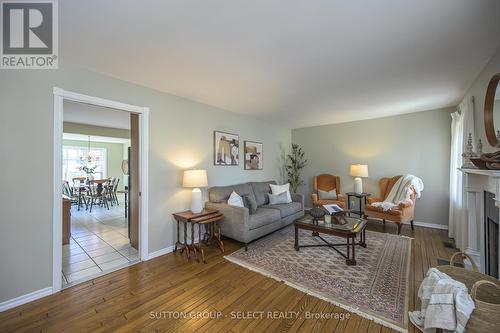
[
  {"x1": 354, "y1": 177, "x2": 363, "y2": 194},
  {"x1": 191, "y1": 188, "x2": 203, "y2": 213}
]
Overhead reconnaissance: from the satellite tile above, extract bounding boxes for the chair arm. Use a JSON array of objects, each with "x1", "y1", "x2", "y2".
[
  {"x1": 337, "y1": 193, "x2": 345, "y2": 201},
  {"x1": 398, "y1": 200, "x2": 414, "y2": 209},
  {"x1": 291, "y1": 193, "x2": 304, "y2": 209},
  {"x1": 367, "y1": 197, "x2": 383, "y2": 204}
]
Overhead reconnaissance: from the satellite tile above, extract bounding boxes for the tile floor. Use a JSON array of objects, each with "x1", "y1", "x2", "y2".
[{"x1": 62, "y1": 195, "x2": 139, "y2": 287}]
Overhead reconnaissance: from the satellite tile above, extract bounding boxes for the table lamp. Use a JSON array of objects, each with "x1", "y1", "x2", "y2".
[
  {"x1": 183, "y1": 169, "x2": 208, "y2": 213},
  {"x1": 349, "y1": 164, "x2": 368, "y2": 194}
]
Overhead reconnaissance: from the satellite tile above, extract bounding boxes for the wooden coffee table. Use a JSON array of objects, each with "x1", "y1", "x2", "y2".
[{"x1": 294, "y1": 213, "x2": 367, "y2": 265}]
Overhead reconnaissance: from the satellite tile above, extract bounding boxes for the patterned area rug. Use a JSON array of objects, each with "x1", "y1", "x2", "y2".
[{"x1": 225, "y1": 226, "x2": 411, "y2": 332}]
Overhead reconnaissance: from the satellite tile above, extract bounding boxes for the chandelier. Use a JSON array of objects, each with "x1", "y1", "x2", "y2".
[{"x1": 77, "y1": 136, "x2": 100, "y2": 175}]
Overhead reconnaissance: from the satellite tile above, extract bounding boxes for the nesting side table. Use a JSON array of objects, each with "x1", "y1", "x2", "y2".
[{"x1": 172, "y1": 208, "x2": 224, "y2": 263}]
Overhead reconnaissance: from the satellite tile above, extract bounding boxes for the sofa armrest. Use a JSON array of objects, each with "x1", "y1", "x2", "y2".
[
  {"x1": 291, "y1": 193, "x2": 304, "y2": 209},
  {"x1": 367, "y1": 197, "x2": 383, "y2": 204},
  {"x1": 205, "y1": 202, "x2": 250, "y2": 243},
  {"x1": 337, "y1": 193, "x2": 345, "y2": 201},
  {"x1": 205, "y1": 201, "x2": 249, "y2": 226}
]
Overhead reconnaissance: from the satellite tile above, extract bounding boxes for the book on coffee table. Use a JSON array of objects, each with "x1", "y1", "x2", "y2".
[{"x1": 322, "y1": 204, "x2": 343, "y2": 215}]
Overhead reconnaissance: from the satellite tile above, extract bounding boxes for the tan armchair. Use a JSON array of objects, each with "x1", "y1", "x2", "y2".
[
  {"x1": 365, "y1": 175, "x2": 416, "y2": 234},
  {"x1": 311, "y1": 174, "x2": 346, "y2": 208}
]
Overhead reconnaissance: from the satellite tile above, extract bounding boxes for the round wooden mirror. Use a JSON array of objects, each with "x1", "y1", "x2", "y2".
[{"x1": 484, "y1": 73, "x2": 500, "y2": 147}]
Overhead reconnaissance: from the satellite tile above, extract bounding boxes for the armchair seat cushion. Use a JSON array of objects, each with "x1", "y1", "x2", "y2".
[
  {"x1": 313, "y1": 199, "x2": 346, "y2": 209},
  {"x1": 263, "y1": 202, "x2": 302, "y2": 218},
  {"x1": 248, "y1": 208, "x2": 281, "y2": 230},
  {"x1": 366, "y1": 204, "x2": 403, "y2": 217}
]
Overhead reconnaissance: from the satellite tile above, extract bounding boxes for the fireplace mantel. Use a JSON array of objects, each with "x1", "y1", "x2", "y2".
[
  {"x1": 460, "y1": 168, "x2": 500, "y2": 207},
  {"x1": 459, "y1": 168, "x2": 500, "y2": 177},
  {"x1": 459, "y1": 167, "x2": 500, "y2": 274}
]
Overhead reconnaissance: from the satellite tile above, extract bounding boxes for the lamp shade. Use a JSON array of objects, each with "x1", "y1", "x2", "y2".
[
  {"x1": 183, "y1": 169, "x2": 208, "y2": 188},
  {"x1": 349, "y1": 164, "x2": 368, "y2": 178}
]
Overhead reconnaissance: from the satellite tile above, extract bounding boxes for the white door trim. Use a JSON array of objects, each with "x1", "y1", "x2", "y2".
[{"x1": 52, "y1": 87, "x2": 149, "y2": 294}]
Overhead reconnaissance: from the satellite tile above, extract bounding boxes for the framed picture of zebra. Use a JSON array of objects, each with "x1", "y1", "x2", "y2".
[{"x1": 214, "y1": 131, "x2": 239, "y2": 166}]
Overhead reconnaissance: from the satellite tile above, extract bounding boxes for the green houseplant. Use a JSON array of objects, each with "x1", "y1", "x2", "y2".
[{"x1": 285, "y1": 144, "x2": 307, "y2": 193}]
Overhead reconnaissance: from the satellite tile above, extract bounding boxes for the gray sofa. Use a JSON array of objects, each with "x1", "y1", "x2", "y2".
[{"x1": 205, "y1": 181, "x2": 304, "y2": 249}]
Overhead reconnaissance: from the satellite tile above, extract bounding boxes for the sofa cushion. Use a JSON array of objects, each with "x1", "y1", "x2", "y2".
[
  {"x1": 250, "y1": 181, "x2": 276, "y2": 206},
  {"x1": 248, "y1": 207, "x2": 281, "y2": 230},
  {"x1": 227, "y1": 191, "x2": 244, "y2": 207},
  {"x1": 263, "y1": 202, "x2": 302, "y2": 218},
  {"x1": 233, "y1": 183, "x2": 257, "y2": 203},
  {"x1": 209, "y1": 183, "x2": 257, "y2": 203},
  {"x1": 243, "y1": 195, "x2": 258, "y2": 214},
  {"x1": 209, "y1": 185, "x2": 234, "y2": 203}
]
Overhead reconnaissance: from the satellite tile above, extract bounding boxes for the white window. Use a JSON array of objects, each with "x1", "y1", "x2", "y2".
[{"x1": 62, "y1": 146, "x2": 107, "y2": 181}]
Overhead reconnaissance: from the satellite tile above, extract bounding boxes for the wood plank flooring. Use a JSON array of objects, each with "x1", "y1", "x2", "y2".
[{"x1": 0, "y1": 220, "x2": 456, "y2": 333}]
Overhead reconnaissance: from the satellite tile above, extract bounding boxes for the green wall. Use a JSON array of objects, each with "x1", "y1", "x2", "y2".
[
  {"x1": 63, "y1": 139, "x2": 126, "y2": 190},
  {"x1": 292, "y1": 108, "x2": 452, "y2": 226}
]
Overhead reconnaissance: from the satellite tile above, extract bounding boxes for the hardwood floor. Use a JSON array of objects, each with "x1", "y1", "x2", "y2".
[{"x1": 0, "y1": 220, "x2": 456, "y2": 333}]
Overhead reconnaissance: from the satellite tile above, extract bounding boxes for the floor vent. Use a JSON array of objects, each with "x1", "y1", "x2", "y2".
[{"x1": 442, "y1": 241, "x2": 455, "y2": 249}]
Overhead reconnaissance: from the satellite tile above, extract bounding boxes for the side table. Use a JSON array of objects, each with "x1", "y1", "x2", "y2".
[
  {"x1": 172, "y1": 208, "x2": 225, "y2": 263},
  {"x1": 346, "y1": 192, "x2": 371, "y2": 218}
]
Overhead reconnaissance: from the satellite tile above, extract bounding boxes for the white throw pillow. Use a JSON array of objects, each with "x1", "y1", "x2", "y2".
[
  {"x1": 227, "y1": 191, "x2": 244, "y2": 207},
  {"x1": 269, "y1": 183, "x2": 292, "y2": 203},
  {"x1": 267, "y1": 192, "x2": 289, "y2": 205},
  {"x1": 318, "y1": 188, "x2": 337, "y2": 200}
]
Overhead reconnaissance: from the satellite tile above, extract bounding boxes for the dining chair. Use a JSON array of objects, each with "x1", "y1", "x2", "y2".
[
  {"x1": 72, "y1": 177, "x2": 88, "y2": 210},
  {"x1": 106, "y1": 177, "x2": 116, "y2": 206},
  {"x1": 87, "y1": 180, "x2": 110, "y2": 212},
  {"x1": 112, "y1": 178, "x2": 120, "y2": 205}
]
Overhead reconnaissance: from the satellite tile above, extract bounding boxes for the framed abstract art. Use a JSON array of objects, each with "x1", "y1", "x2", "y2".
[
  {"x1": 244, "y1": 141, "x2": 263, "y2": 170},
  {"x1": 214, "y1": 131, "x2": 239, "y2": 166}
]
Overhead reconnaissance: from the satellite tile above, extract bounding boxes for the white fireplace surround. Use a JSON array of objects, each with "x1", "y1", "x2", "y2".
[{"x1": 460, "y1": 168, "x2": 500, "y2": 274}]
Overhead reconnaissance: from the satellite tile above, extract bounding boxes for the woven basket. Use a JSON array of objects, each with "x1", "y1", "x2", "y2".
[{"x1": 437, "y1": 252, "x2": 500, "y2": 333}]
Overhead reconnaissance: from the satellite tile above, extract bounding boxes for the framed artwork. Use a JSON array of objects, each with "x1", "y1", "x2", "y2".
[
  {"x1": 244, "y1": 141, "x2": 263, "y2": 170},
  {"x1": 214, "y1": 131, "x2": 239, "y2": 166}
]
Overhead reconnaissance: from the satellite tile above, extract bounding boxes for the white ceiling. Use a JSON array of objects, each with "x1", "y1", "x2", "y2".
[
  {"x1": 61, "y1": 0, "x2": 500, "y2": 128},
  {"x1": 63, "y1": 101, "x2": 131, "y2": 130}
]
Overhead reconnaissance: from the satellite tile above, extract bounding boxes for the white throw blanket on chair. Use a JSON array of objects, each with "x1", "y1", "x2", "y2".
[
  {"x1": 408, "y1": 268, "x2": 475, "y2": 333},
  {"x1": 371, "y1": 174, "x2": 424, "y2": 211}
]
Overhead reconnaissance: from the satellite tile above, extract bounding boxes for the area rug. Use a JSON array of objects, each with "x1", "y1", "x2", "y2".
[{"x1": 224, "y1": 226, "x2": 411, "y2": 332}]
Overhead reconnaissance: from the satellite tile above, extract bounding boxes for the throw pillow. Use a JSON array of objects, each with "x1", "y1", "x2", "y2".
[
  {"x1": 243, "y1": 195, "x2": 258, "y2": 214},
  {"x1": 269, "y1": 183, "x2": 292, "y2": 203},
  {"x1": 227, "y1": 191, "x2": 244, "y2": 207},
  {"x1": 318, "y1": 188, "x2": 337, "y2": 200},
  {"x1": 267, "y1": 191, "x2": 289, "y2": 205}
]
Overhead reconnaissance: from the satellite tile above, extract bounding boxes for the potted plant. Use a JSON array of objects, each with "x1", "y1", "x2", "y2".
[{"x1": 285, "y1": 144, "x2": 307, "y2": 193}]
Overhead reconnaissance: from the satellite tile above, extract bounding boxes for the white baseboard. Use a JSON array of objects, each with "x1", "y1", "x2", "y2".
[
  {"x1": 0, "y1": 286, "x2": 52, "y2": 312},
  {"x1": 148, "y1": 245, "x2": 175, "y2": 260},
  {"x1": 406, "y1": 220, "x2": 448, "y2": 230}
]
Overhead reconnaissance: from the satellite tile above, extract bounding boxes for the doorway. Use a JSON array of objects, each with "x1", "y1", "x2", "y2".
[{"x1": 53, "y1": 88, "x2": 149, "y2": 293}]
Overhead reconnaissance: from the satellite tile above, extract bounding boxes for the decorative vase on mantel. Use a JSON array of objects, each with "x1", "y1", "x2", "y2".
[{"x1": 462, "y1": 133, "x2": 476, "y2": 168}]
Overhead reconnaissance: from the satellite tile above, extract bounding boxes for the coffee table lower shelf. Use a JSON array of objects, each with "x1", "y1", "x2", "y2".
[{"x1": 294, "y1": 222, "x2": 367, "y2": 266}]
